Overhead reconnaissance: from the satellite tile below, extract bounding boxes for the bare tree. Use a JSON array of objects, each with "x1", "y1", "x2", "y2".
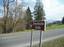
[
  {"x1": 12, "y1": 0, "x2": 18, "y2": 32},
  {"x1": 13, "y1": 0, "x2": 26, "y2": 31},
  {"x1": 2, "y1": 0, "x2": 27, "y2": 33},
  {"x1": 3, "y1": 0, "x2": 9, "y2": 33},
  {"x1": 3, "y1": 0, "x2": 14, "y2": 33}
]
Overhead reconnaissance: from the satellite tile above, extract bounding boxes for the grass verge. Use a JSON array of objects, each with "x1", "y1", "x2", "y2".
[
  {"x1": 33, "y1": 37, "x2": 64, "y2": 47},
  {"x1": 46, "y1": 24, "x2": 64, "y2": 30}
]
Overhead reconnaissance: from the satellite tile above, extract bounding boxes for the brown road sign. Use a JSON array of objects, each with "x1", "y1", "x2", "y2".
[{"x1": 30, "y1": 20, "x2": 45, "y2": 31}]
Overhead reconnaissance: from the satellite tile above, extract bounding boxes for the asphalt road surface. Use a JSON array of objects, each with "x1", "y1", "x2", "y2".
[{"x1": 0, "y1": 29, "x2": 64, "y2": 47}]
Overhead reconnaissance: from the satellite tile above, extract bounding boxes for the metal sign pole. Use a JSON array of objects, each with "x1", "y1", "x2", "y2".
[
  {"x1": 30, "y1": 29, "x2": 33, "y2": 47},
  {"x1": 39, "y1": 30, "x2": 42, "y2": 47},
  {"x1": 31, "y1": 20, "x2": 45, "y2": 47}
]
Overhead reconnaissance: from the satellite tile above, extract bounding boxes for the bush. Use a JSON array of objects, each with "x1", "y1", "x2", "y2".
[{"x1": 62, "y1": 17, "x2": 64, "y2": 24}]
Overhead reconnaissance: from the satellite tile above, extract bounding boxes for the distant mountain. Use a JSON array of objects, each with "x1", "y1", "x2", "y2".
[{"x1": 46, "y1": 19, "x2": 62, "y2": 24}]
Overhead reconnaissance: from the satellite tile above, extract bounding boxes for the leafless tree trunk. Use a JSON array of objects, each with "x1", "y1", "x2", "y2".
[
  {"x1": 13, "y1": 0, "x2": 17, "y2": 32},
  {"x1": 3, "y1": 0, "x2": 6, "y2": 33},
  {"x1": 3, "y1": 0, "x2": 9, "y2": 33}
]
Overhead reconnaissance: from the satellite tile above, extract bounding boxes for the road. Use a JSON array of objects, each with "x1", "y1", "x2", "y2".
[{"x1": 0, "y1": 29, "x2": 64, "y2": 47}]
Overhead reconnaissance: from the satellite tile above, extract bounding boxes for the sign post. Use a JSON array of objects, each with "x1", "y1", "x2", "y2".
[
  {"x1": 30, "y1": 29, "x2": 33, "y2": 47},
  {"x1": 30, "y1": 21, "x2": 34, "y2": 47},
  {"x1": 39, "y1": 30, "x2": 42, "y2": 47},
  {"x1": 30, "y1": 20, "x2": 45, "y2": 47}
]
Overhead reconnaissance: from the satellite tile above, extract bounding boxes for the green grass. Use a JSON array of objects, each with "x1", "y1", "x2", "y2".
[
  {"x1": 42, "y1": 37, "x2": 64, "y2": 47},
  {"x1": 46, "y1": 24, "x2": 64, "y2": 30},
  {"x1": 33, "y1": 37, "x2": 64, "y2": 47}
]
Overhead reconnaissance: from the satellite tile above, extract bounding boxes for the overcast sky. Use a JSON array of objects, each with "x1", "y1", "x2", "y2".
[
  {"x1": 43, "y1": 0, "x2": 64, "y2": 22},
  {"x1": 0, "y1": 0, "x2": 64, "y2": 22}
]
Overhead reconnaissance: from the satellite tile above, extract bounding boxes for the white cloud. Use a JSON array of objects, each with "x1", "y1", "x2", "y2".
[
  {"x1": 15, "y1": 0, "x2": 22, "y2": 5},
  {"x1": 43, "y1": 0, "x2": 60, "y2": 9},
  {"x1": 42, "y1": 0, "x2": 64, "y2": 22}
]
